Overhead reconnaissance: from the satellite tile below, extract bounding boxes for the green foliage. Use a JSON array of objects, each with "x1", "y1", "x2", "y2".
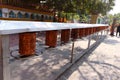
[
  {"x1": 113, "y1": 13, "x2": 120, "y2": 23},
  {"x1": 46, "y1": 0, "x2": 115, "y2": 21},
  {"x1": 108, "y1": 14, "x2": 114, "y2": 25},
  {"x1": 23, "y1": 0, "x2": 115, "y2": 22},
  {"x1": 74, "y1": 14, "x2": 80, "y2": 20},
  {"x1": 24, "y1": 0, "x2": 115, "y2": 15},
  {"x1": 107, "y1": 13, "x2": 120, "y2": 25}
]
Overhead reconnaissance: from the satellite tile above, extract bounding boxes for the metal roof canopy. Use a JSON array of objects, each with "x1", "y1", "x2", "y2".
[{"x1": 0, "y1": 20, "x2": 108, "y2": 35}]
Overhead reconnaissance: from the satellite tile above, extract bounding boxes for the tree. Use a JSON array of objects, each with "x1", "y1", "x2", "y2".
[
  {"x1": 46, "y1": 0, "x2": 115, "y2": 22},
  {"x1": 22, "y1": 0, "x2": 115, "y2": 15},
  {"x1": 21, "y1": 0, "x2": 115, "y2": 22}
]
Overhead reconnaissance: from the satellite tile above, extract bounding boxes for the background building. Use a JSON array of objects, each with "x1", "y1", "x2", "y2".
[{"x1": 0, "y1": 0, "x2": 54, "y2": 21}]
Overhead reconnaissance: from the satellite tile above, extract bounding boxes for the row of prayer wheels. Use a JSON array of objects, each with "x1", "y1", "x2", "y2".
[{"x1": 19, "y1": 26, "x2": 108, "y2": 57}]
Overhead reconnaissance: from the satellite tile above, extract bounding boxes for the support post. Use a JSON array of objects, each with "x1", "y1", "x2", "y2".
[
  {"x1": 104, "y1": 29, "x2": 106, "y2": 35},
  {"x1": 87, "y1": 35, "x2": 91, "y2": 49},
  {"x1": 101, "y1": 30, "x2": 103, "y2": 38},
  {"x1": 0, "y1": 35, "x2": 10, "y2": 80},
  {"x1": 95, "y1": 27, "x2": 99, "y2": 42},
  {"x1": 96, "y1": 32, "x2": 99, "y2": 42},
  {"x1": 106, "y1": 27, "x2": 109, "y2": 35},
  {"x1": 70, "y1": 41, "x2": 75, "y2": 63}
]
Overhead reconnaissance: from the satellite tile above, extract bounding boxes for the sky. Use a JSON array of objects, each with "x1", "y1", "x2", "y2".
[{"x1": 109, "y1": 0, "x2": 120, "y2": 15}]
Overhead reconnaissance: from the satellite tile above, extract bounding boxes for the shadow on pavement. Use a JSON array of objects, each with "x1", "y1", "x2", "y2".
[{"x1": 103, "y1": 38, "x2": 120, "y2": 45}]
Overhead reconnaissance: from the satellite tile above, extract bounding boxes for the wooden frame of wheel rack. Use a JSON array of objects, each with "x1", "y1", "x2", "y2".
[{"x1": 0, "y1": 20, "x2": 108, "y2": 80}]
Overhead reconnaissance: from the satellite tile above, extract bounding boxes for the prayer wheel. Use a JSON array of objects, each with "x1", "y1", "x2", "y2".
[
  {"x1": 90, "y1": 28, "x2": 94, "y2": 34},
  {"x1": 88, "y1": 28, "x2": 92, "y2": 35},
  {"x1": 79, "y1": 29, "x2": 82, "y2": 38},
  {"x1": 45, "y1": 30, "x2": 57, "y2": 47},
  {"x1": 71, "y1": 29, "x2": 79, "y2": 40},
  {"x1": 93, "y1": 27, "x2": 96, "y2": 33},
  {"x1": 79, "y1": 28, "x2": 85, "y2": 37},
  {"x1": 95, "y1": 27, "x2": 98, "y2": 32},
  {"x1": 85, "y1": 28, "x2": 90, "y2": 36},
  {"x1": 19, "y1": 32, "x2": 36, "y2": 57},
  {"x1": 61, "y1": 29, "x2": 70, "y2": 44},
  {"x1": 89, "y1": 28, "x2": 92, "y2": 34}
]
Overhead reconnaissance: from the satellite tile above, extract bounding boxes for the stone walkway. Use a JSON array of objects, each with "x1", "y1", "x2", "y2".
[
  {"x1": 10, "y1": 34, "x2": 120, "y2": 80},
  {"x1": 10, "y1": 35, "x2": 96, "y2": 80},
  {"x1": 65, "y1": 36, "x2": 120, "y2": 80}
]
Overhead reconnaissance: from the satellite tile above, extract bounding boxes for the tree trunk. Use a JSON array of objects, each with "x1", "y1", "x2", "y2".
[
  {"x1": 110, "y1": 18, "x2": 116, "y2": 36},
  {"x1": 90, "y1": 14, "x2": 98, "y2": 24}
]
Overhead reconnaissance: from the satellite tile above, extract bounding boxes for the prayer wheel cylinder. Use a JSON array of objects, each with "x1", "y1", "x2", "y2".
[
  {"x1": 82, "y1": 28, "x2": 86, "y2": 37},
  {"x1": 89, "y1": 28, "x2": 92, "y2": 34},
  {"x1": 19, "y1": 32, "x2": 36, "y2": 57},
  {"x1": 88, "y1": 28, "x2": 91, "y2": 35},
  {"x1": 93, "y1": 27, "x2": 96, "y2": 33},
  {"x1": 95, "y1": 27, "x2": 98, "y2": 32},
  {"x1": 71, "y1": 29, "x2": 79, "y2": 40},
  {"x1": 85, "y1": 28, "x2": 89, "y2": 36},
  {"x1": 91, "y1": 28, "x2": 94, "y2": 34},
  {"x1": 79, "y1": 29, "x2": 82, "y2": 38},
  {"x1": 61, "y1": 29, "x2": 70, "y2": 44},
  {"x1": 45, "y1": 30, "x2": 57, "y2": 47},
  {"x1": 79, "y1": 28, "x2": 85, "y2": 37},
  {"x1": 97, "y1": 27, "x2": 100, "y2": 32}
]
